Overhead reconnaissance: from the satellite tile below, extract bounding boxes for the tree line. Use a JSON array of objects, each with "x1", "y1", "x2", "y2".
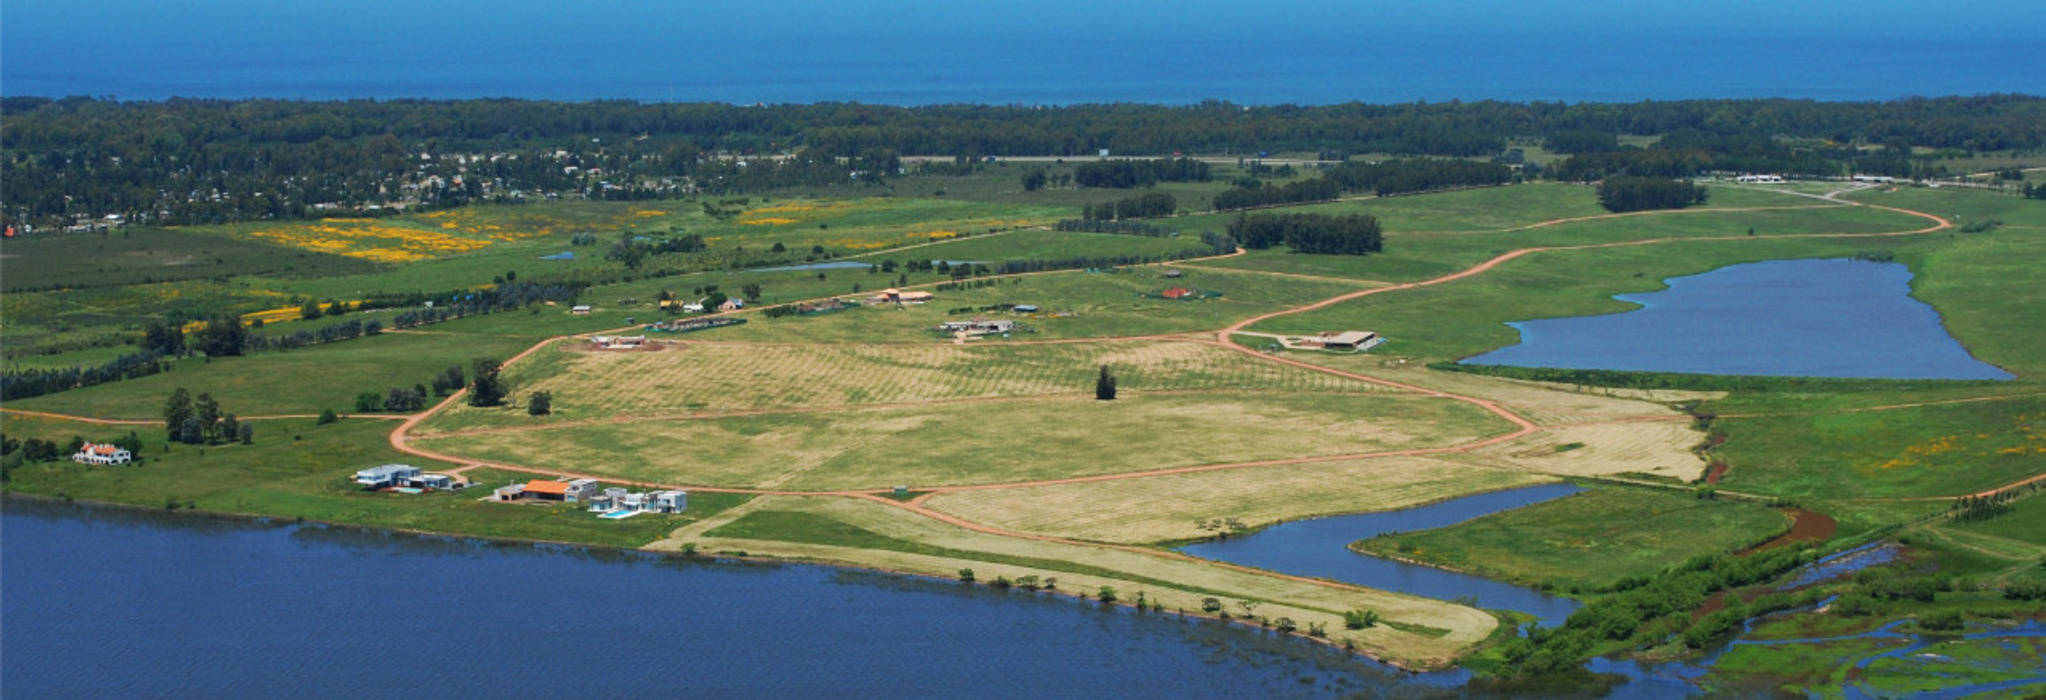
[
  {"x1": 1321, "y1": 158, "x2": 1514, "y2": 196},
  {"x1": 8, "y1": 95, "x2": 2041, "y2": 228},
  {"x1": 1080, "y1": 193, "x2": 1176, "y2": 220},
  {"x1": 1052, "y1": 219, "x2": 1172, "y2": 236},
  {"x1": 1596, "y1": 176, "x2": 1709, "y2": 212},
  {"x1": 1072, "y1": 158, "x2": 1211, "y2": 188},
  {"x1": 1228, "y1": 213, "x2": 1383, "y2": 255}
]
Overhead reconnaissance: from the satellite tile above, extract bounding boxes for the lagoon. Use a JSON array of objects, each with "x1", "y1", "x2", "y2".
[
  {"x1": 1180, "y1": 483, "x2": 1585, "y2": 628},
  {"x1": 0, "y1": 500, "x2": 1449, "y2": 698},
  {"x1": 1462, "y1": 259, "x2": 2013, "y2": 380}
]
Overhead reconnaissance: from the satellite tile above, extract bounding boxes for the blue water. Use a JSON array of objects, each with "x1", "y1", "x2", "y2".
[
  {"x1": 0, "y1": 500, "x2": 1455, "y2": 698},
  {"x1": 4, "y1": 1, "x2": 2041, "y2": 102},
  {"x1": 1180, "y1": 483, "x2": 1585, "y2": 627},
  {"x1": 1463, "y1": 259, "x2": 2014, "y2": 380}
]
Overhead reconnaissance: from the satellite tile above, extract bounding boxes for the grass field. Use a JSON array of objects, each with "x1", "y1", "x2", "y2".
[
  {"x1": 922, "y1": 456, "x2": 1553, "y2": 544},
  {"x1": 1714, "y1": 396, "x2": 2046, "y2": 500},
  {"x1": 1943, "y1": 494, "x2": 2046, "y2": 546},
  {"x1": 1353, "y1": 487, "x2": 1792, "y2": 591},
  {"x1": 697, "y1": 265, "x2": 1366, "y2": 343},
  {"x1": 0, "y1": 413, "x2": 751, "y2": 548},
  {"x1": 423, "y1": 338, "x2": 1397, "y2": 432},
  {"x1": 0, "y1": 227, "x2": 379, "y2": 292},
  {"x1": 419, "y1": 391, "x2": 1509, "y2": 490},
  {"x1": 666, "y1": 493, "x2": 1497, "y2": 666},
  {"x1": 6, "y1": 330, "x2": 538, "y2": 419}
]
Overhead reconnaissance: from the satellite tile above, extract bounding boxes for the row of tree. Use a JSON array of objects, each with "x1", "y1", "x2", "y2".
[
  {"x1": 987, "y1": 232, "x2": 1238, "y2": 275},
  {"x1": 0, "y1": 350, "x2": 171, "y2": 401},
  {"x1": 1052, "y1": 219, "x2": 1171, "y2": 236},
  {"x1": 1072, "y1": 158, "x2": 1211, "y2": 188},
  {"x1": 1079, "y1": 193, "x2": 1176, "y2": 220},
  {"x1": 1321, "y1": 159, "x2": 1515, "y2": 196},
  {"x1": 1595, "y1": 176, "x2": 1709, "y2": 212},
  {"x1": 1228, "y1": 213, "x2": 1384, "y2": 255},
  {"x1": 1211, "y1": 177, "x2": 1342, "y2": 211},
  {"x1": 163, "y1": 388, "x2": 254, "y2": 445}
]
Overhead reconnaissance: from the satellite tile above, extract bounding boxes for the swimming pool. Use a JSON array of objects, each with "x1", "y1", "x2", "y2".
[{"x1": 599, "y1": 510, "x2": 641, "y2": 520}]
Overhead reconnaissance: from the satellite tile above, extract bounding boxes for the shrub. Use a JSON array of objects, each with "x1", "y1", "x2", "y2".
[
  {"x1": 1343, "y1": 608, "x2": 1381, "y2": 629},
  {"x1": 1097, "y1": 586, "x2": 1117, "y2": 603},
  {"x1": 957, "y1": 568, "x2": 975, "y2": 582}
]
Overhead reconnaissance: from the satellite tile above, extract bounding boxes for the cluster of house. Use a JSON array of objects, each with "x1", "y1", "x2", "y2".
[
  {"x1": 71, "y1": 443, "x2": 134, "y2": 465},
  {"x1": 492, "y1": 478, "x2": 687, "y2": 515},
  {"x1": 590, "y1": 335, "x2": 648, "y2": 350},
  {"x1": 867, "y1": 289, "x2": 935, "y2": 305},
  {"x1": 1734, "y1": 174, "x2": 1787, "y2": 184},
  {"x1": 353, "y1": 464, "x2": 464, "y2": 491},
  {"x1": 659, "y1": 298, "x2": 745, "y2": 313}
]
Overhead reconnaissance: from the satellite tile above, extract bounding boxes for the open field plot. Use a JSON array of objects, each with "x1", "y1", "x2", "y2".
[
  {"x1": 856, "y1": 227, "x2": 1215, "y2": 262},
  {"x1": 1, "y1": 279, "x2": 287, "y2": 352},
  {"x1": 1714, "y1": 396, "x2": 2046, "y2": 500},
  {"x1": 1941, "y1": 495, "x2": 2046, "y2": 547},
  {"x1": 1906, "y1": 229, "x2": 2046, "y2": 379},
  {"x1": 1353, "y1": 487, "x2": 1792, "y2": 591},
  {"x1": 1259, "y1": 352, "x2": 1717, "y2": 424},
  {"x1": 1246, "y1": 235, "x2": 1946, "y2": 361},
  {"x1": 423, "y1": 339, "x2": 1399, "y2": 432},
  {"x1": 1456, "y1": 419, "x2": 1705, "y2": 481},
  {"x1": 706, "y1": 197, "x2": 1067, "y2": 252},
  {"x1": 418, "y1": 391, "x2": 1509, "y2": 490},
  {"x1": 703, "y1": 266, "x2": 1368, "y2": 344},
  {"x1": 923, "y1": 456, "x2": 1554, "y2": 544},
  {"x1": 663, "y1": 494, "x2": 1497, "y2": 666},
  {"x1": 0, "y1": 227, "x2": 378, "y2": 293},
  {"x1": 0, "y1": 414, "x2": 747, "y2": 548},
  {"x1": 5, "y1": 330, "x2": 537, "y2": 420},
  {"x1": 1171, "y1": 183, "x2": 1610, "y2": 233}
]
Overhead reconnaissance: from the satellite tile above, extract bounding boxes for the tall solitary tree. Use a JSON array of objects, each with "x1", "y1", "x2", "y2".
[
  {"x1": 468, "y1": 358, "x2": 507, "y2": 407},
  {"x1": 1095, "y1": 365, "x2": 1118, "y2": 401},
  {"x1": 527, "y1": 391, "x2": 552, "y2": 416},
  {"x1": 164, "y1": 388, "x2": 193, "y2": 437}
]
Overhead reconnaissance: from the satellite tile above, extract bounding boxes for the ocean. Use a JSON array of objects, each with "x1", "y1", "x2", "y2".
[{"x1": 4, "y1": 0, "x2": 2041, "y2": 104}]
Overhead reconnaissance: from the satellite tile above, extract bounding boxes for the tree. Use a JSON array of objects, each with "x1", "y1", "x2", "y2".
[
  {"x1": 468, "y1": 358, "x2": 507, "y2": 407},
  {"x1": 1021, "y1": 167, "x2": 1048, "y2": 191},
  {"x1": 355, "y1": 391, "x2": 383, "y2": 413},
  {"x1": 219, "y1": 414, "x2": 239, "y2": 445},
  {"x1": 143, "y1": 320, "x2": 186, "y2": 355},
  {"x1": 1343, "y1": 608, "x2": 1381, "y2": 629},
  {"x1": 237, "y1": 423, "x2": 255, "y2": 445},
  {"x1": 1097, "y1": 585, "x2": 1118, "y2": 603},
  {"x1": 192, "y1": 314, "x2": 247, "y2": 356},
  {"x1": 164, "y1": 388, "x2": 193, "y2": 436},
  {"x1": 528, "y1": 391, "x2": 552, "y2": 416},
  {"x1": 194, "y1": 393, "x2": 221, "y2": 441},
  {"x1": 771, "y1": 241, "x2": 786, "y2": 253},
  {"x1": 1596, "y1": 176, "x2": 1708, "y2": 212},
  {"x1": 741, "y1": 283, "x2": 762, "y2": 301},
  {"x1": 179, "y1": 416, "x2": 204, "y2": 445},
  {"x1": 317, "y1": 408, "x2": 338, "y2": 425},
  {"x1": 300, "y1": 299, "x2": 323, "y2": 320},
  {"x1": 1095, "y1": 364, "x2": 1117, "y2": 400}
]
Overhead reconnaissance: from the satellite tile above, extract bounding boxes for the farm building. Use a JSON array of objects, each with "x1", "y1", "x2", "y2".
[
  {"x1": 1163, "y1": 269, "x2": 1184, "y2": 278},
  {"x1": 1317, "y1": 331, "x2": 1382, "y2": 351},
  {"x1": 71, "y1": 442, "x2": 133, "y2": 466},
  {"x1": 938, "y1": 319, "x2": 1015, "y2": 335},
  {"x1": 1160, "y1": 287, "x2": 1196, "y2": 299},
  {"x1": 720, "y1": 298, "x2": 746, "y2": 311},
  {"x1": 591, "y1": 335, "x2": 648, "y2": 350},
  {"x1": 899, "y1": 291, "x2": 933, "y2": 304},
  {"x1": 569, "y1": 305, "x2": 593, "y2": 315},
  {"x1": 1735, "y1": 174, "x2": 1786, "y2": 184},
  {"x1": 354, "y1": 464, "x2": 422, "y2": 488},
  {"x1": 1852, "y1": 174, "x2": 1897, "y2": 183},
  {"x1": 868, "y1": 289, "x2": 935, "y2": 304}
]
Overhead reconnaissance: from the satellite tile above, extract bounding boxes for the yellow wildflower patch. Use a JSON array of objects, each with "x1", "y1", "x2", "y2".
[
  {"x1": 248, "y1": 219, "x2": 491, "y2": 262},
  {"x1": 739, "y1": 217, "x2": 799, "y2": 226}
]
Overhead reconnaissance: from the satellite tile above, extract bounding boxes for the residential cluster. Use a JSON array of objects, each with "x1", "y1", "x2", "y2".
[{"x1": 492, "y1": 478, "x2": 687, "y2": 519}]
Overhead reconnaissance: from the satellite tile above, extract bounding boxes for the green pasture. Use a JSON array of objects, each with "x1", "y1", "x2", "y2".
[
  {"x1": 1714, "y1": 395, "x2": 2046, "y2": 500},
  {"x1": 5, "y1": 330, "x2": 537, "y2": 420},
  {"x1": 0, "y1": 414, "x2": 749, "y2": 548},
  {"x1": 1352, "y1": 487, "x2": 1791, "y2": 591}
]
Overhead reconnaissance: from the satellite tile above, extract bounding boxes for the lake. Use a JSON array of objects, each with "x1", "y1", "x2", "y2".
[
  {"x1": 1180, "y1": 483, "x2": 1585, "y2": 628},
  {"x1": 1462, "y1": 258, "x2": 2013, "y2": 380},
  {"x1": 0, "y1": 499, "x2": 1462, "y2": 698}
]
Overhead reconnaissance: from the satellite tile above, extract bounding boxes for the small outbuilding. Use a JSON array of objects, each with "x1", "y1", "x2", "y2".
[
  {"x1": 938, "y1": 319, "x2": 1015, "y2": 335},
  {"x1": 569, "y1": 305, "x2": 593, "y2": 315},
  {"x1": 494, "y1": 483, "x2": 527, "y2": 501},
  {"x1": 1316, "y1": 331, "x2": 1381, "y2": 351}
]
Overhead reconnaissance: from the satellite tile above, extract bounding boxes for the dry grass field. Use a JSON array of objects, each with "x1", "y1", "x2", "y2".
[
  {"x1": 922, "y1": 456, "x2": 1554, "y2": 544},
  {"x1": 422, "y1": 338, "x2": 1403, "y2": 432},
  {"x1": 1458, "y1": 420, "x2": 1706, "y2": 480},
  {"x1": 417, "y1": 391, "x2": 1510, "y2": 490}
]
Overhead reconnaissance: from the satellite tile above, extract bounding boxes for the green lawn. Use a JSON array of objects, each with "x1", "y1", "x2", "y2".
[
  {"x1": 7, "y1": 330, "x2": 538, "y2": 419},
  {"x1": 1353, "y1": 487, "x2": 1791, "y2": 591},
  {"x1": 1714, "y1": 395, "x2": 2046, "y2": 500},
  {"x1": 0, "y1": 414, "x2": 750, "y2": 548}
]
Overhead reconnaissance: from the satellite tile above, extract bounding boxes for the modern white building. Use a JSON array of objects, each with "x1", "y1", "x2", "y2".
[{"x1": 354, "y1": 464, "x2": 422, "y2": 488}]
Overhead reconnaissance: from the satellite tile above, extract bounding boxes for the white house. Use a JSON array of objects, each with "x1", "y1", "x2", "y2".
[
  {"x1": 355, "y1": 464, "x2": 422, "y2": 488},
  {"x1": 570, "y1": 305, "x2": 593, "y2": 315},
  {"x1": 652, "y1": 490, "x2": 688, "y2": 513},
  {"x1": 563, "y1": 478, "x2": 601, "y2": 503},
  {"x1": 72, "y1": 442, "x2": 133, "y2": 466}
]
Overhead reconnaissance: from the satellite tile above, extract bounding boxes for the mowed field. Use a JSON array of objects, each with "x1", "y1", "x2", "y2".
[
  {"x1": 1714, "y1": 397, "x2": 2046, "y2": 500},
  {"x1": 1353, "y1": 487, "x2": 1792, "y2": 591},
  {"x1": 697, "y1": 264, "x2": 1371, "y2": 344},
  {"x1": 422, "y1": 338, "x2": 1399, "y2": 432},
  {"x1": 416, "y1": 391, "x2": 1510, "y2": 490},
  {"x1": 923, "y1": 456, "x2": 1554, "y2": 544}
]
